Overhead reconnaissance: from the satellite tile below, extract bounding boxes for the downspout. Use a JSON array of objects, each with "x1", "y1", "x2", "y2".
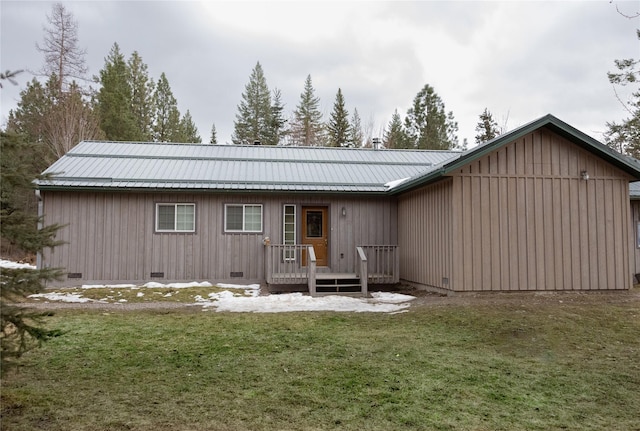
[{"x1": 35, "y1": 189, "x2": 43, "y2": 270}]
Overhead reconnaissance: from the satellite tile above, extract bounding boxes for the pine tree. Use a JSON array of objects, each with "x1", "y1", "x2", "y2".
[
  {"x1": 270, "y1": 88, "x2": 287, "y2": 145},
  {"x1": 604, "y1": 29, "x2": 640, "y2": 157},
  {"x1": 232, "y1": 62, "x2": 274, "y2": 145},
  {"x1": 209, "y1": 123, "x2": 218, "y2": 145},
  {"x1": 36, "y1": 2, "x2": 87, "y2": 95},
  {"x1": 96, "y1": 43, "x2": 140, "y2": 141},
  {"x1": 383, "y1": 109, "x2": 410, "y2": 149},
  {"x1": 7, "y1": 75, "x2": 101, "y2": 164},
  {"x1": 327, "y1": 88, "x2": 350, "y2": 147},
  {"x1": 289, "y1": 75, "x2": 324, "y2": 146},
  {"x1": 475, "y1": 108, "x2": 500, "y2": 145},
  {"x1": 153, "y1": 72, "x2": 181, "y2": 142},
  {"x1": 1, "y1": 132, "x2": 64, "y2": 376},
  {"x1": 404, "y1": 84, "x2": 458, "y2": 150},
  {"x1": 128, "y1": 51, "x2": 155, "y2": 141},
  {"x1": 350, "y1": 108, "x2": 364, "y2": 148},
  {"x1": 5, "y1": 78, "x2": 53, "y2": 145},
  {"x1": 178, "y1": 110, "x2": 201, "y2": 143}
]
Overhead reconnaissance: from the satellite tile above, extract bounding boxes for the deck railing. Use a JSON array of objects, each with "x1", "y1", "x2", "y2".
[
  {"x1": 265, "y1": 243, "x2": 399, "y2": 290},
  {"x1": 265, "y1": 244, "x2": 311, "y2": 284},
  {"x1": 357, "y1": 245, "x2": 399, "y2": 284}
]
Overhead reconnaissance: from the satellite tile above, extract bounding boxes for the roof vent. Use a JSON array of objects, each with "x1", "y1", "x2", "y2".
[
  {"x1": 372, "y1": 137, "x2": 381, "y2": 150},
  {"x1": 253, "y1": 140, "x2": 261, "y2": 145}
]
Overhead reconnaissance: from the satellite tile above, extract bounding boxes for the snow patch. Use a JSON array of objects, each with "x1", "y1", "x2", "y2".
[
  {"x1": 0, "y1": 259, "x2": 36, "y2": 270},
  {"x1": 384, "y1": 177, "x2": 410, "y2": 190},
  {"x1": 142, "y1": 281, "x2": 213, "y2": 289},
  {"x1": 81, "y1": 284, "x2": 137, "y2": 289},
  {"x1": 197, "y1": 291, "x2": 414, "y2": 313},
  {"x1": 29, "y1": 292, "x2": 98, "y2": 303}
]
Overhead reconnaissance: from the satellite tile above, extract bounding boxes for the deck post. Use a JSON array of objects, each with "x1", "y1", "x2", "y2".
[
  {"x1": 307, "y1": 246, "x2": 317, "y2": 296},
  {"x1": 356, "y1": 246, "x2": 368, "y2": 296},
  {"x1": 264, "y1": 242, "x2": 272, "y2": 284}
]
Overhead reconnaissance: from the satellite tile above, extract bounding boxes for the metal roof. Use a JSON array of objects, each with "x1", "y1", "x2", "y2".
[
  {"x1": 37, "y1": 141, "x2": 459, "y2": 194},
  {"x1": 630, "y1": 182, "x2": 640, "y2": 199}
]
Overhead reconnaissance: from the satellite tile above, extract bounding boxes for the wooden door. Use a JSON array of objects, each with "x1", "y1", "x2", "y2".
[{"x1": 302, "y1": 207, "x2": 328, "y2": 266}]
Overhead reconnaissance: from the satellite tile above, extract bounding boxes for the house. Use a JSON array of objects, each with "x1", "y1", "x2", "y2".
[{"x1": 36, "y1": 114, "x2": 640, "y2": 293}]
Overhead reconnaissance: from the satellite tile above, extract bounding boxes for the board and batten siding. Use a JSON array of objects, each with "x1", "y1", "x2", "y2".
[
  {"x1": 398, "y1": 128, "x2": 634, "y2": 292},
  {"x1": 40, "y1": 191, "x2": 396, "y2": 285},
  {"x1": 398, "y1": 179, "x2": 453, "y2": 291}
]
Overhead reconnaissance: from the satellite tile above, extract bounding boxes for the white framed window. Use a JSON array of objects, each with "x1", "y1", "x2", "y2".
[
  {"x1": 156, "y1": 203, "x2": 195, "y2": 232},
  {"x1": 283, "y1": 205, "x2": 296, "y2": 261},
  {"x1": 225, "y1": 204, "x2": 263, "y2": 233}
]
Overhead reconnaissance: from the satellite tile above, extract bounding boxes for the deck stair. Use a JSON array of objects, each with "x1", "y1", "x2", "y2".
[{"x1": 315, "y1": 273, "x2": 361, "y2": 294}]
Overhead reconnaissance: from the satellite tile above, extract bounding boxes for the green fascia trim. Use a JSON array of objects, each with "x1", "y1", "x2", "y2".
[{"x1": 390, "y1": 114, "x2": 640, "y2": 195}]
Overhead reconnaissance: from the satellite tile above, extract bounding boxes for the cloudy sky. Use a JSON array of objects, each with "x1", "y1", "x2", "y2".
[{"x1": 1, "y1": 1, "x2": 638, "y2": 146}]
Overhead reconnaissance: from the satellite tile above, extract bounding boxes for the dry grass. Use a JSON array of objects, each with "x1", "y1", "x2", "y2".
[{"x1": 2, "y1": 298, "x2": 639, "y2": 430}]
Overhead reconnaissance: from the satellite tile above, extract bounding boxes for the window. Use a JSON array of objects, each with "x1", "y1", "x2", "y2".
[
  {"x1": 225, "y1": 204, "x2": 263, "y2": 233},
  {"x1": 283, "y1": 205, "x2": 296, "y2": 261},
  {"x1": 156, "y1": 203, "x2": 195, "y2": 232},
  {"x1": 637, "y1": 221, "x2": 640, "y2": 248}
]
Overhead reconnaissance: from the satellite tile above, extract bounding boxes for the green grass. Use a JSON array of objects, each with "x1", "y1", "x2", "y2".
[{"x1": 2, "y1": 302, "x2": 639, "y2": 430}]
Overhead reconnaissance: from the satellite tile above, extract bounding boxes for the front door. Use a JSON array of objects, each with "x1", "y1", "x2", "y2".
[{"x1": 302, "y1": 207, "x2": 328, "y2": 266}]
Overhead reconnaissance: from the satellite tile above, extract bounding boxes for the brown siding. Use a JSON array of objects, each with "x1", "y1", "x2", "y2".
[
  {"x1": 398, "y1": 179, "x2": 453, "y2": 290},
  {"x1": 399, "y1": 129, "x2": 634, "y2": 292},
  {"x1": 41, "y1": 192, "x2": 396, "y2": 285}
]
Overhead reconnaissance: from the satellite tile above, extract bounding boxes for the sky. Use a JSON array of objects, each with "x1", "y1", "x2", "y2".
[{"x1": 1, "y1": 1, "x2": 638, "y2": 147}]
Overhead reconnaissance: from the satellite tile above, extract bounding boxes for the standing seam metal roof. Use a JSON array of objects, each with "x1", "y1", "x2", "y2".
[{"x1": 37, "y1": 141, "x2": 459, "y2": 193}]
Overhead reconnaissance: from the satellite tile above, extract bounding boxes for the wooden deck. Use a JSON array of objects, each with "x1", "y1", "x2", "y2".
[{"x1": 265, "y1": 245, "x2": 399, "y2": 296}]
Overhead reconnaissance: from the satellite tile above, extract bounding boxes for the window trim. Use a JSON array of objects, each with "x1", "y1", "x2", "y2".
[
  {"x1": 155, "y1": 203, "x2": 196, "y2": 233},
  {"x1": 283, "y1": 204, "x2": 296, "y2": 261},
  {"x1": 224, "y1": 204, "x2": 263, "y2": 233}
]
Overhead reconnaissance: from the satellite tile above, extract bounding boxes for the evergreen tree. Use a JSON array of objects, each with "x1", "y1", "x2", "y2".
[
  {"x1": 350, "y1": 108, "x2": 364, "y2": 148},
  {"x1": 153, "y1": 72, "x2": 181, "y2": 142},
  {"x1": 327, "y1": 88, "x2": 350, "y2": 147},
  {"x1": 232, "y1": 62, "x2": 274, "y2": 145},
  {"x1": 178, "y1": 110, "x2": 201, "y2": 143},
  {"x1": 5, "y1": 78, "x2": 53, "y2": 145},
  {"x1": 96, "y1": 43, "x2": 140, "y2": 141},
  {"x1": 209, "y1": 123, "x2": 218, "y2": 145},
  {"x1": 383, "y1": 109, "x2": 410, "y2": 149},
  {"x1": 604, "y1": 29, "x2": 640, "y2": 157},
  {"x1": 289, "y1": 74, "x2": 324, "y2": 146},
  {"x1": 7, "y1": 75, "x2": 101, "y2": 164},
  {"x1": 128, "y1": 51, "x2": 155, "y2": 141},
  {"x1": 36, "y1": 2, "x2": 87, "y2": 95},
  {"x1": 404, "y1": 84, "x2": 458, "y2": 150},
  {"x1": 270, "y1": 88, "x2": 287, "y2": 145},
  {"x1": 475, "y1": 108, "x2": 500, "y2": 145},
  {"x1": 1, "y1": 132, "x2": 64, "y2": 376}
]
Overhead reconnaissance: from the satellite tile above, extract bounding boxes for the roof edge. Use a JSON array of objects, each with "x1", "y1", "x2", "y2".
[{"x1": 390, "y1": 114, "x2": 640, "y2": 195}]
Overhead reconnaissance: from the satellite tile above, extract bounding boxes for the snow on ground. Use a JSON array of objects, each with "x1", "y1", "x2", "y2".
[
  {"x1": 142, "y1": 281, "x2": 214, "y2": 289},
  {"x1": 196, "y1": 291, "x2": 415, "y2": 313},
  {"x1": 28, "y1": 292, "x2": 97, "y2": 303},
  {"x1": 23, "y1": 275, "x2": 415, "y2": 313},
  {"x1": 0, "y1": 259, "x2": 36, "y2": 270}
]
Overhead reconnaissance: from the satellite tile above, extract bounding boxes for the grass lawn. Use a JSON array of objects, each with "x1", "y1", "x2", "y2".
[{"x1": 2, "y1": 300, "x2": 639, "y2": 430}]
